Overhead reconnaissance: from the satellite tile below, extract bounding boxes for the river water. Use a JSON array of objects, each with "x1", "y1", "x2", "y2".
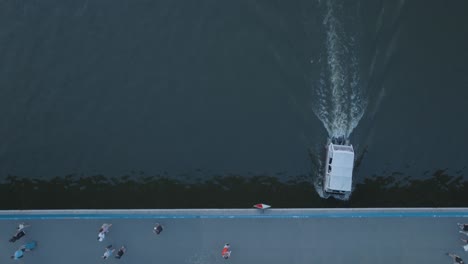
[{"x1": 1, "y1": 0, "x2": 467, "y2": 208}]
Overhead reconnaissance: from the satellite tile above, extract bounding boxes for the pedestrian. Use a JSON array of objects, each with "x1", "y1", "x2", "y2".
[
  {"x1": 10, "y1": 249, "x2": 25, "y2": 260},
  {"x1": 97, "y1": 231, "x2": 106, "y2": 242},
  {"x1": 99, "y1": 223, "x2": 112, "y2": 233},
  {"x1": 459, "y1": 223, "x2": 468, "y2": 236},
  {"x1": 447, "y1": 253, "x2": 465, "y2": 264},
  {"x1": 115, "y1": 246, "x2": 126, "y2": 259},
  {"x1": 221, "y1": 243, "x2": 231, "y2": 259},
  {"x1": 458, "y1": 223, "x2": 468, "y2": 232},
  {"x1": 461, "y1": 239, "x2": 468, "y2": 252},
  {"x1": 97, "y1": 223, "x2": 111, "y2": 242},
  {"x1": 9, "y1": 230, "x2": 26, "y2": 243},
  {"x1": 102, "y1": 245, "x2": 115, "y2": 259},
  {"x1": 20, "y1": 241, "x2": 37, "y2": 251},
  {"x1": 17, "y1": 223, "x2": 30, "y2": 232},
  {"x1": 153, "y1": 223, "x2": 163, "y2": 235}
]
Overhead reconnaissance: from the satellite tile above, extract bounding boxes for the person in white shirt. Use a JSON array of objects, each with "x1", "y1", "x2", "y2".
[
  {"x1": 221, "y1": 244, "x2": 231, "y2": 259},
  {"x1": 97, "y1": 231, "x2": 106, "y2": 242},
  {"x1": 17, "y1": 223, "x2": 30, "y2": 232},
  {"x1": 461, "y1": 238, "x2": 468, "y2": 252}
]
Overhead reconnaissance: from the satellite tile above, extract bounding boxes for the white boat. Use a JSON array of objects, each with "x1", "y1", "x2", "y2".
[{"x1": 323, "y1": 138, "x2": 354, "y2": 195}]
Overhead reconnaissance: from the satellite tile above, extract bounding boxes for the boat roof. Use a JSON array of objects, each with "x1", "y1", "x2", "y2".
[
  {"x1": 332, "y1": 144, "x2": 354, "y2": 152},
  {"x1": 328, "y1": 143, "x2": 354, "y2": 192}
]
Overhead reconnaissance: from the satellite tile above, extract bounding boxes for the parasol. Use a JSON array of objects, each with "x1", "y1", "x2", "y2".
[{"x1": 253, "y1": 203, "x2": 271, "y2": 210}]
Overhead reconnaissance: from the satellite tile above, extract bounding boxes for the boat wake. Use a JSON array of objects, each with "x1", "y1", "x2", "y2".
[
  {"x1": 311, "y1": 0, "x2": 365, "y2": 200},
  {"x1": 312, "y1": 0, "x2": 367, "y2": 139}
]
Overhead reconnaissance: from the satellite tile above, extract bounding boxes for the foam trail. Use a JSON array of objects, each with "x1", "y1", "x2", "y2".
[{"x1": 312, "y1": 0, "x2": 366, "y2": 139}]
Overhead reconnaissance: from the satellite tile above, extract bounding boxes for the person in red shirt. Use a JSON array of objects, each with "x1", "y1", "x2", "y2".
[{"x1": 221, "y1": 244, "x2": 231, "y2": 259}]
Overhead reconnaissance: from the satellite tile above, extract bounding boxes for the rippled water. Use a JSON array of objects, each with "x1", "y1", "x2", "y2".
[{"x1": 0, "y1": 0, "x2": 467, "y2": 207}]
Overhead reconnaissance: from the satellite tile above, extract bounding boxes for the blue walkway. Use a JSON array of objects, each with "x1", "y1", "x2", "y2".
[{"x1": 0, "y1": 208, "x2": 467, "y2": 264}]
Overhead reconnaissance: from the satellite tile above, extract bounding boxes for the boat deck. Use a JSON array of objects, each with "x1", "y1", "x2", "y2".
[{"x1": 0, "y1": 208, "x2": 467, "y2": 263}]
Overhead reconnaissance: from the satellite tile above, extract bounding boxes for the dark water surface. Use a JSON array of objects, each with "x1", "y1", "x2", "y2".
[{"x1": 1, "y1": 0, "x2": 468, "y2": 208}]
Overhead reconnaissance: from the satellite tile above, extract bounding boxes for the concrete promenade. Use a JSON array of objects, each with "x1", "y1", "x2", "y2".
[{"x1": 1, "y1": 208, "x2": 468, "y2": 263}]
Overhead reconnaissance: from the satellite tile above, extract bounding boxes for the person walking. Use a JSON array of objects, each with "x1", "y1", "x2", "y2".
[
  {"x1": 458, "y1": 223, "x2": 468, "y2": 231},
  {"x1": 115, "y1": 246, "x2": 126, "y2": 259},
  {"x1": 20, "y1": 241, "x2": 37, "y2": 251},
  {"x1": 99, "y1": 223, "x2": 112, "y2": 233},
  {"x1": 153, "y1": 223, "x2": 164, "y2": 235},
  {"x1": 17, "y1": 223, "x2": 30, "y2": 232},
  {"x1": 447, "y1": 253, "x2": 465, "y2": 264},
  {"x1": 9, "y1": 230, "x2": 26, "y2": 243},
  {"x1": 97, "y1": 231, "x2": 106, "y2": 242},
  {"x1": 221, "y1": 243, "x2": 231, "y2": 259},
  {"x1": 102, "y1": 245, "x2": 115, "y2": 259},
  {"x1": 97, "y1": 223, "x2": 112, "y2": 242},
  {"x1": 10, "y1": 249, "x2": 25, "y2": 260},
  {"x1": 461, "y1": 238, "x2": 468, "y2": 252},
  {"x1": 459, "y1": 223, "x2": 468, "y2": 236}
]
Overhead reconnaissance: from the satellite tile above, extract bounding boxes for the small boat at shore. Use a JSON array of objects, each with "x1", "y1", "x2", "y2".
[{"x1": 323, "y1": 137, "x2": 354, "y2": 195}]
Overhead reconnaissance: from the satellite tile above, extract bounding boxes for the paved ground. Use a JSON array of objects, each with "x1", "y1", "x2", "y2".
[{"x1": 1, "y1": 208, "x2": 468, "y2": 264}]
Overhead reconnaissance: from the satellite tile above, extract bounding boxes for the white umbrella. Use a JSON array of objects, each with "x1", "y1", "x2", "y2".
[{"x1": 253, "y1": 203, "x2": 271, "y2": 210}]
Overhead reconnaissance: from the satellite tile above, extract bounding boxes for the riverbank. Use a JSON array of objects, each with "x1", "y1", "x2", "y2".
[{"x1": 1, "y1": 169, "x2": 467, "y2": 209}]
